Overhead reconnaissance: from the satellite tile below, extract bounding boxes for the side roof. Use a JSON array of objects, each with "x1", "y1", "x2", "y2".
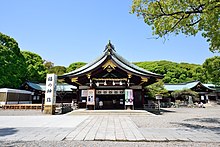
[
  {"x1": 26, "y1": 82, "x2": 76, "y2": 91},
  {"x1": 164, "y1": 81, "x2": 215, "y2": 91},
  {"x1": 59, "y1": 41, "x2": 163, "y2": 79},
  {"x1": 0, "y1": 88, "x2": 32, "y2": 94}
]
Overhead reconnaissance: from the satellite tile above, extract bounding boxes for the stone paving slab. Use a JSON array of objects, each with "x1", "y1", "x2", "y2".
[{"x1": 0, "y1": 114, "x2": 220, "y2": 142}]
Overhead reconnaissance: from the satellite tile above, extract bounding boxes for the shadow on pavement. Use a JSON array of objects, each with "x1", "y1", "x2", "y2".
[
  {"x1": 0, "y1": 128, "x2": 18, "y2": 137},
  {"x1": 171, "y1": 117, "x2": 220, "y2": 134},
  {"x1": 184, "y1": 118, "x2": 220, "y2": 124},
  {"x1": 145, "y1": 108, "x2": 176, "y2": 115}
]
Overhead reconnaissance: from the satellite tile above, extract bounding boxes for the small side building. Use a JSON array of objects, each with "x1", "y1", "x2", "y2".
[
  {"x1": 0, "y1": 88, "x2": 32, "y2": 106},
  {"x1": 164, "y1": 81, "x2": 216, "y2": 103},
  {"x1": 20, "y1": 81, "x2": 77, "y2": 104}
]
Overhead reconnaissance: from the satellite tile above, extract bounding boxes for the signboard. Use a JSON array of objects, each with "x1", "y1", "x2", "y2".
[
  {"x1": 81, "y1": 90, "x2": 88, "y2": 97},
  {"x1": 87, "y1": 89, "x2": 95, "y2": 105},
  {"x1": 125, "y1": 89, "x2": 133, "y2": 105},
  {"x1": 96, "y1": 90, "x2": 124, "y2": 95},
  {"x1": 155, "y1": 94, "x2": 162, "y2": 100},
  {"x1": 45, "y1": 74, "x2": 57, "y2": 105}
]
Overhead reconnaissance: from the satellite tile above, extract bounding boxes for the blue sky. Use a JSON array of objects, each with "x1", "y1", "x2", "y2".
[{"x1": 1, "y1": 0, "x2": 219, "y2": 67}]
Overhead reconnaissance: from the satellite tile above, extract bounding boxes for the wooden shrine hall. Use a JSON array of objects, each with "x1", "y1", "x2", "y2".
[{"x1": 59, "y1": 41, "x2": 163, "y2": 110}]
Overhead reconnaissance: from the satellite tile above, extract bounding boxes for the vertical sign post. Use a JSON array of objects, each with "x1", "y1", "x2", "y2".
[
  {"x1": 44, "y1": 74, "x2": 57, "y2": 114},
  {"x1": 156, "y1": 94, "x2": 162, "y2": 113}
]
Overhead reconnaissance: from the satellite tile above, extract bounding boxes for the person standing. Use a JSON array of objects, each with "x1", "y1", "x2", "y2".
[{"x1": 99, "y1": 100, "x2": 103, "y2": 109}]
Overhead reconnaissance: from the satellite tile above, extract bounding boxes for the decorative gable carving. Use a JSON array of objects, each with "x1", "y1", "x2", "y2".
[{"x1": 102, "y1": 60, "x2": 116, "y2": 72}]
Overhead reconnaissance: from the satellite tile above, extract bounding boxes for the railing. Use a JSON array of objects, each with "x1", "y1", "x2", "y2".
[
  {"x1": 143, "y1": 103, "x2": 159, "y2": 109},
  {"x1": 2, "y1": 103, "x2": 79, "y2": 112},
  {"x1": 55, "y1": 103, "x2": 77, "y2": 114},
  {"x1": 2, "y1": 104, "x2": 42, "y2": 110}
]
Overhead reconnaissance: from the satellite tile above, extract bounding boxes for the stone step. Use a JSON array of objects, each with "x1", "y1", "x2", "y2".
[{"x1": 67, "y1": 109, "x2": 153, "y2": 115}]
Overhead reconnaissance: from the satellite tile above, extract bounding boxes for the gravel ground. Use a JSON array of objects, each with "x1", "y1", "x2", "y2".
[
  {"x1": 0, "y1": 140, "x2": 220, "y2": 147},
  {"x1": 131, "y1": 104, "x2": 220, "y2": 130}
]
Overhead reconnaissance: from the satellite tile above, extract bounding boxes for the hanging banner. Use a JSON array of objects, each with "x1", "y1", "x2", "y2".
[
  {"x1": 87, "y1": 89, "x2": 95, "y2": 105},
  {"x1": 125, "y1": 89, "x2": 133, "y2": 105},
  {"x1": 45, "y1": 74, "x2": 57, "y2": 105}
]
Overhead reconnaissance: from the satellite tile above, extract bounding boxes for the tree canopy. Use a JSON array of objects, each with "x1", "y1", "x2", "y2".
[
  {"x1": 131, "y1": 0, "x2": 220, "y2": 52},
  {"x1": 171, "y1": 89, "x2": 199, "y2": 101},
  {"x1": 134, "y1": 60, "x2": 207, "y2": 84},
  {"x1": 48, "y1": 66, "x2": 66, "y2": 76},
  {"x1": 22, "y1": 51, "x2": 47, "y2": 83},
  {"x1": 203, "y1": 56, "x2": 220, "y2": 86},
  {"x1": 146, "y1": 80, "x2": 169, "y2": 98},
  {"x1": 66, "y1": 62, "x2": 86, "y2": 73},
  {"x1": 0, "y1": 32, "x2": 27, "y2": 88},
  {"x1": 44, "y1": 60, "x2": 54, "y2": 71}
]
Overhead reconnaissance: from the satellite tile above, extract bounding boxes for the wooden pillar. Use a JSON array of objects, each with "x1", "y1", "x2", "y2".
[
  {"x1": 76, "y1": 86, "x2": 80, "y2": 104},
  {"x1": 142, "y1": 87, "x2": 145, "y2": 106}
]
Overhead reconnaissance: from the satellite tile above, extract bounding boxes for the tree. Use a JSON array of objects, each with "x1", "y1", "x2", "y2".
[
  {"x1": 22, "y1": 51, "x2": 47, "y2": 83},
  {"x1": 66, "y1": 62, "x2": 86, "y2": 73},
  {"x1": 203, "y1": 56, "x2": 220, "y2": 85},
  {"x1": 171, "y1": 88, "x2": 199, "y2": 102},
  {"x1": 134, "y1": 60, "x2": 205, "y2": 84},
  {"x1": 147, "y1": 80, "x2": 169, "y2": 98},
  {"x1": 0, "y1": 32, "x2": 27, "y2": 88},
  {"x1": 131, "y1": 0, "x2": 220, "y2": 52},
  {"x1": 44, "y1": 60, "x2": 54, "y2": 71},
  {"x1": 48, "y1": 66, "x2": 66, "y2": 76}
]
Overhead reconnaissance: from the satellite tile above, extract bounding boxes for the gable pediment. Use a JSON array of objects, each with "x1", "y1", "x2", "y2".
[{"x1": 102, "y1": 60, "x2": 116, "y2": 72}]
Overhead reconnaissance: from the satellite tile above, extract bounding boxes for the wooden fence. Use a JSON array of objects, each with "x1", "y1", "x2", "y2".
[{"x1": 2, "y1": 104, "x2": 42, "y2": 110}]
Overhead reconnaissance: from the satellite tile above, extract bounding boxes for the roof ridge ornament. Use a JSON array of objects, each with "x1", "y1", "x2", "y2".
[{"x1": 104, "y1": 40, "x2": 116, "y2": 54}]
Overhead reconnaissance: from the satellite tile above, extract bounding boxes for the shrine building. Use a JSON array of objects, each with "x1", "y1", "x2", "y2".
[{"x1": 59, "y1": 41, "x2": 163, "y2": 110}]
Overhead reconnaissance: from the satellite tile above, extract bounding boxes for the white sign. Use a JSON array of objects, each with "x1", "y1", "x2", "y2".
[
  {"x1": 45, "y1": 74, "x2": 57, "y2": 105},
  {"x1": 81, "y1": 90, "x2": 88, "y2": 97},
  {"x1": 96, "y1": 90, "x2": 124, "y2": 95},
  {"x1": 87, "y1": 89, "x2": 95, "y2": 105},
  {"x1": 156, "y1": 94, "x2": 162, "y2": 100},
  {"x1": 125, "y1": 89, "x2": 133, "y2": 105}
]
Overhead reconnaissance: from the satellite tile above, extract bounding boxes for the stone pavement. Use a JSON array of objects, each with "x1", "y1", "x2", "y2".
[{"x1": 0, "y1": 114, "x2": 220, "y2": 142}]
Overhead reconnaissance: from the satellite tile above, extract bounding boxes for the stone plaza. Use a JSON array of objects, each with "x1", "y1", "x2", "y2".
[{"x1": 0, "y1": 104, "x2": 220, "y2": 146}]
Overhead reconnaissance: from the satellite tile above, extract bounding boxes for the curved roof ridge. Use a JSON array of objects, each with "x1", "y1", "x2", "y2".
[
  {"x1": 26, "y1": 81, "x2": 76, "y2": 91},
  {"x1": 61, "y1": 52, "x2": 106, "y2": 77},
  {"x1": 59, "y1": 41, "x2": 163, "y2": 79},
  {"x1": 164, "y1": 81, "x2": 200, "y2": 85},
  {"x1": 164, "y1": 81, "x2": 215, "y2": 91}
]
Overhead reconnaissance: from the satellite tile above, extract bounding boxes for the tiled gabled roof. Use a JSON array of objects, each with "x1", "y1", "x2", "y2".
[
  {"x1": 164, "y1": 81, "x2": 215, "y2": 91},
  {"x1": 60, "y1": 41, "x2": 163, "y2": 79}
]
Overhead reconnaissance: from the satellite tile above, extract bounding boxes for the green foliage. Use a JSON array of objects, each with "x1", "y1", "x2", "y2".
[
  {"x1": 44, "y1": 60, "x2": 54, "y2": 70},
  {"x1": 131, "y1": 0, "x2": 220, "y2": 52},
  {"x1": 21, "y1": 51, "x2": 47, "y2": 83},
  {"x1": 203, "y1": 56, "x2": 220, "y2": 86},
  {"x1": 147, "y1": 80, "x2": 169, "y2": 98},
  {"x1": 48, "y1": 66, "x2": 66, "y2": 76},
  {"x1": 134, "y1": 60, "x2": 207, "y2": 84},
  {"x1": 171, "y1": 88, "x2": 199, "y2": 100},
  {"x1": 66, "y1": 62, "x2": 86, "y2": 73},
  {"x1": 0, "y1": 32, "x2": 27, "y2": 88}
]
